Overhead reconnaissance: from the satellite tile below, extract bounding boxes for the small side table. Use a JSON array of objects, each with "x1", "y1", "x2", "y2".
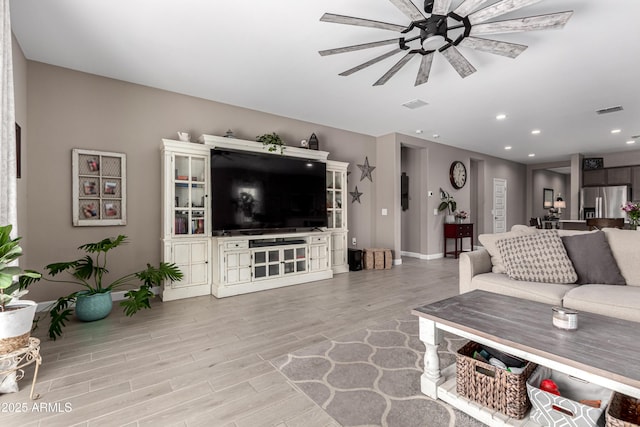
[
  {"x1": 443, "y1": 223, "x2": 474, "y2": 259},
  {"x1": 0, "y1": 337, "x2": 42, "y2": 399}
]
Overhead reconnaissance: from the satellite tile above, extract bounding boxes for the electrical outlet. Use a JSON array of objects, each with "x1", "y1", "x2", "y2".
[
  {"x1": 352, "y1": 237, "x2": 357, "y2": 246},
  {"x1": 434, "y1": 209, "x2": 438, "y2": 216}
]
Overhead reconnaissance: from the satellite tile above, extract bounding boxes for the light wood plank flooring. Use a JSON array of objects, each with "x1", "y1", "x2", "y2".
[{"x1": 1, "y1": 257, "x2": 460, "y2": 426}]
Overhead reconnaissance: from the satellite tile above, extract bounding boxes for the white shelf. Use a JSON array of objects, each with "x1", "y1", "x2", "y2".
[{"x1": 437, "y1": 365, "x2": 542, "y2": 427}]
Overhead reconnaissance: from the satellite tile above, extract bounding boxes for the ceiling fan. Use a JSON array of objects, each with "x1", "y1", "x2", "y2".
[{"x1": 319, "y1": 0, "x2": 573, "y2": 86}]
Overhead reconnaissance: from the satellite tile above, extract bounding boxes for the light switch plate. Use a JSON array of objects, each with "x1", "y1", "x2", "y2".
[{"x1": 381, "y1": 208, "x2": 388, "y2": 216}]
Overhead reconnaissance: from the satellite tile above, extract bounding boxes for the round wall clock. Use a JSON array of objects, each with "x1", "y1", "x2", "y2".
[{"x1": 450, "y1": 161, "x2": 467, "y2": 189}]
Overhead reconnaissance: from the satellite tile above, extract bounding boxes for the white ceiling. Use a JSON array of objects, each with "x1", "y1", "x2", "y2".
[{"x1": 9, "y1": 0, "x2": 640, "y2": 164}]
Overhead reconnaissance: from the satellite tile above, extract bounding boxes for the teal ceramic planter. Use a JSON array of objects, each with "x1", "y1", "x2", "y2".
[{"x1": 75, "y1": 291, "x2": 113, "y2": 322}]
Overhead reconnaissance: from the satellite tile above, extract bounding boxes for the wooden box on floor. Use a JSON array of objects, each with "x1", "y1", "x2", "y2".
[{"x1": 363, "y1": 248, "x2": 392, "y2": 270}]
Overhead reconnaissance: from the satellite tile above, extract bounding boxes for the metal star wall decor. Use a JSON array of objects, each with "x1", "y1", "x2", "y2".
[
  {"x1": 350, "y1": 186, "x2": 363, "y2": 203},
  {"x1": 357, "y1": 157, "x2": 376, "y2": 182}
]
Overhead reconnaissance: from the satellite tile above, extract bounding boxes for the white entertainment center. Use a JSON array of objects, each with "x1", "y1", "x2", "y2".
[{"x1": 160, "y1": 134, "x2": 348, "y2": 301}]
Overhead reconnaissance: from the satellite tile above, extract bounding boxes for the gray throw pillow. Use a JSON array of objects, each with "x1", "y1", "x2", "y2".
[
  {"x1": 561, "y1": 231, "x2": 626, "y2": 285},
  {"x1": 496, "y1": 230, "x2": 578, "y2": 284}
]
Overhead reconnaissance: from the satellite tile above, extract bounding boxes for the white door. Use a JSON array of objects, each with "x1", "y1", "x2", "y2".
[{"x1": 493, "y1": 178, "x2": 507, "y2": 233}]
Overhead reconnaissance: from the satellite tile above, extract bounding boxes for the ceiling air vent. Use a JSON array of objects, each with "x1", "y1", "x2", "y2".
[
  {"x1": 595, "y1": 106, "x2": 623, "y2": 115},
  {"x1": 402, "y1": 99, "x2": 429, "y2": 110}
]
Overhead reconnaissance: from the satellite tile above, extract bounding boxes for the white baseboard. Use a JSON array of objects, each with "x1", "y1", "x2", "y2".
[
  {"x1": 401, "y1": 251, "x2": 444, "y2": 260},
  {"x1": 34, "y1": 287, "x2": 161, "y2": 312},
  {"x1": 393, "y1": 258, "x2": 403, "y2": 265}
]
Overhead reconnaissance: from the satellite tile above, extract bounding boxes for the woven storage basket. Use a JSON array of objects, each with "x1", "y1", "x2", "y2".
[
  {"x1": 456, "y1": 341, "x2": 537, "y2": 419},
  {"x1": 607, "y1": 392, "x2": 640, "y2": 427}
]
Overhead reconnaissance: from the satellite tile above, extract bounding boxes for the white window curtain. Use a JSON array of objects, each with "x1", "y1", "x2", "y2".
[{"x1": 0, "y1": 0, "x2": 17, "y2": 235}]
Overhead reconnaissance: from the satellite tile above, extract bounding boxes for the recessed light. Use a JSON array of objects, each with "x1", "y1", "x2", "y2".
[
  {"x1": 531, "y1": 129, "x2": 541, "y2": 135},
  {"x1": 528, "y1": 153, "x2": 536, "y2": 157},
  {"x1": 432, "y1": 134, "x2": 440, "y2": 139},
  {"x1": 505, "y1": 146, "x2": 512, "y2": 150},
  {"x1": 496, "y1": 114, "x2": 507, "y2": 120},
  {"x1": 611, "y1": 129, "x2": 622, "y2": 134},
  {"x1": 415, "y1": 129, "x2": 423, "y2": 134},
  {"x1": 627, "y1": 140, "x2": 636, "y2": 145}
]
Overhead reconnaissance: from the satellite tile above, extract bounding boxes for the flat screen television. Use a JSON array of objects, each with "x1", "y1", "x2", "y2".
[{"x1": 210, "y1": 149, "x2": 327, "y2": 234}]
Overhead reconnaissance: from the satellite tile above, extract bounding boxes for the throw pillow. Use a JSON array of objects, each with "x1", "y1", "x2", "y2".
[
  {"x1": 496, "y1": 230, "x2": 578, "y2": 284},
  {"x1": 561, "y1": 231, "x2": 626, "y2": 285},
  {"x1": 478, "y1": 227, "x2": 538, "y2": 273},
  {"x1": 602, "y1": 228, "x2": 640, "y2": 286}
]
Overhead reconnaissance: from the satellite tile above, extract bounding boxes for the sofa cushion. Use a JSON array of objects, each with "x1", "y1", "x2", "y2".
[
  {"x1": 564, "y1": 285, "x2": 640, "y2": 323},
  {"x1": 478, "y1": 227, "x2": 537, "y2": 274},
  {"x1": 497, "y1": 230, "x2": 578, "y2": 284},
  {"x1": 602, "y1": 228, "x2": 640, "y2": 286},
  {"x1": 471, "y1": 273, "x2": 577, "y2": 306},
  {"x1": 561, "y1": 231, "x2": 626, "y2": 285}
]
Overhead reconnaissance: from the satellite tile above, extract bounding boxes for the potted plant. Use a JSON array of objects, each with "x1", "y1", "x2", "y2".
[
  {"x1": 21, "y1": 235, "x2": 183, "y2": 340},
  {"x1": 438, "y1": 188, "x2": 457, "y2": 223},
  {"x1": 0, "y1": 225, "x2": 41, "y2": 354},
  {"x1": 256, "y1": 132, "x2": 286, "y2": 153}
]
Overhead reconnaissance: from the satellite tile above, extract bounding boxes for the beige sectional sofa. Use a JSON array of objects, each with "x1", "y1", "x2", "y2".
[{"x1": 459, "y1": 226, "x2": 640, "y2": 322}]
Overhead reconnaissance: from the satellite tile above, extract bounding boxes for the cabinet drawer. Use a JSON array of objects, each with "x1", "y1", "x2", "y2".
[
  {"x1": 225, "y1": 241, "x2": 248, "y2": 250},
  {"x1": 310, "y1": 236, "x2": 328, "y2": 244},
  {"x1": 457, "y1": 225, "x2": 473, "y2": 237}
]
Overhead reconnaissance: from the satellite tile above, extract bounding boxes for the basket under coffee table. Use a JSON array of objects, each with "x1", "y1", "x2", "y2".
[{"x1": 412, "y1": 290, "x2": 640, "y2": 427}]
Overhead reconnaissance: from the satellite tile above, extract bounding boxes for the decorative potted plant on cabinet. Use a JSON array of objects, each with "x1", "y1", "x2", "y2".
[
  {"x1": 21, "y1": 235, "x2": 183, "y2": 340},
  {"x1": 0, "y1": 225, "x2": 41, "y2": 354},
  {"x1": 438, "y1": 188, "x2": 457, "y2": 223},
  {"x1": 256, "y1": 132, "x2": 286, "y2": 154}
]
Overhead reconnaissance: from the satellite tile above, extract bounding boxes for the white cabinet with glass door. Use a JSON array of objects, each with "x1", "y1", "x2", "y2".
[
  {"x1": 161, "y1": 140, "x2": 211, "y2": 301},
  {"x1": 326, "y1": 160, "x2": 349, "y2": 273}
]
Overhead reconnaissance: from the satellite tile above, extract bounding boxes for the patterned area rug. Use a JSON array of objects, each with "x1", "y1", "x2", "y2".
[{"x1": 272, "y1": 316, "x2": 485, "y2": 427}]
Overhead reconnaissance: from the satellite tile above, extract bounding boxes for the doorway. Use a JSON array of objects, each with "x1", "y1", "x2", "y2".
[{"x1": 493, "y1": 178, "x2": 507, "y2": 233}]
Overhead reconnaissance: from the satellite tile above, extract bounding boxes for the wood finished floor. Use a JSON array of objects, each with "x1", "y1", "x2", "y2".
[{"x1": 2, "y1": 257, "x2": 461, "y2": 427}]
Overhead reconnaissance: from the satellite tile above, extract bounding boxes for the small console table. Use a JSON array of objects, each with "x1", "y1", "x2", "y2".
[
  {"x1": 443, "y1": 223, "x2": 474, "y2": 259},
  {"x1": 0, "y1": 337, "x2": 42, "y2": 400}
]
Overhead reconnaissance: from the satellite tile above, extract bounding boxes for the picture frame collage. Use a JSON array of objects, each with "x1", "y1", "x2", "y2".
[{"x1": 72, "y1": 149, "x2": 127, "y2": 226}]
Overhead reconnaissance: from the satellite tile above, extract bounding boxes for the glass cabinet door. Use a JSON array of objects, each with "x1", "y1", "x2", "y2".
[
  {"x1": 326, "y1": 170, "x2": 344, "y2": 230},
  {"x1": 174, "y1": 155, "x2": 207, "y2": 236}
]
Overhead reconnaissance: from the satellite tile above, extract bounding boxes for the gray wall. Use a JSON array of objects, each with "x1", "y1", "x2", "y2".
[
  {"x1": 17, "y1": 61, "x2": 532, "y2": 302},
  {"x1": 22, "y1": 62, "x2": 376, "y2": 301},
  {"x1": 374, "y1": 133, "x2": 527, "y2": 260}
]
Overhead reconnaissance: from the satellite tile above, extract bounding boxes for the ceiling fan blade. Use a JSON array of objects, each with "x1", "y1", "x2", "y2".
[
  {"x1": 415, "y1": 53, "x2": 435, "y2": 86},
  {"x1": 458, "y1": 37, "x2": 527, "y2": 58},
  {"x1": 431, "y1": 0, "x2": 453, "y2": 16},
  {"x1": 373, "y1": 53, "x2": 415, "y2": 86},
  {"x1": 470, "y1": 11, "x2": 573, "y2": 35},
  {"x1": 469, "y1": 0, "x2": 542, "y2": 25},
  {"x1": 440, "y1": 46, "x2": 476, "y2": 78},
  {"x1": 319, "y1": 39, "x2": 400, "y2": 56},
  {"x1": 320, "y1": 13, "x2": 406, "y2": 32},
  {"x1": 339, "y1": 47, "x2": 403, "y2": 77},
  {"x1": 388, "y1": 0, "x2": 425, "y2": 21},
  {"x1": 452, "y1": 0, "x2": 492, "y2": 18}
]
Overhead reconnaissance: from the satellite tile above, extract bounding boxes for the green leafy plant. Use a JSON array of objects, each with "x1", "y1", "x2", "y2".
[
  {"x1": 20, "y1": 235, "x2": 183, "y2": 340},
  {"x1": 256, "y1": 132, "x2": 286, "y2": 153},
  {"x1": 438, "y1": 188, "x2": 457, "y2": 215},
  {"x1": 0, "y1": 224, "x2": 41, "y2": 311}
]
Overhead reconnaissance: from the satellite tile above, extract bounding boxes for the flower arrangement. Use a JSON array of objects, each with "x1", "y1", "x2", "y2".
[
  {"x1": 455, "y1": 210, "x2": 469, "y2": 221},
  {"x1": 621, "y1": 201, "x2": 640, "y2": 229}
]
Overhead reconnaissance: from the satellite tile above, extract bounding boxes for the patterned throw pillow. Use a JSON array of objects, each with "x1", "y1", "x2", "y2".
[{"x1": 496, "y1": 230, "x2": 578, "y2": 284}]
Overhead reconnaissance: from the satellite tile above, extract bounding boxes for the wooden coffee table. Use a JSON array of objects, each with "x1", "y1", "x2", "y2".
[{"x1": 412, "y1": 290, "x2": 640, "y2": 427}]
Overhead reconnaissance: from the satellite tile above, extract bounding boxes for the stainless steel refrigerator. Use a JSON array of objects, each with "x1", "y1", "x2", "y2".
[{"x1": 579, "y1": 185, "x2": 631, "y2": 219}]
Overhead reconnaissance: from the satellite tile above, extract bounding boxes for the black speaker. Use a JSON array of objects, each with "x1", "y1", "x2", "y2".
[{"x1": 348, "y1": 248, "x2": 363, "y2": 271}]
